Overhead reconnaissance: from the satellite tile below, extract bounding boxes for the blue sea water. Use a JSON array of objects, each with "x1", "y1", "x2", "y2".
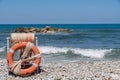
[{"x1": 0, "y1": 24, "x2": 120, "y2": 62}]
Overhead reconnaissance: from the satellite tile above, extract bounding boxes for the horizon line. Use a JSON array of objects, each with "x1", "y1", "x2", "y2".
[{"x1": 0, "y1": 23, "x2": 120, "y2": 25}]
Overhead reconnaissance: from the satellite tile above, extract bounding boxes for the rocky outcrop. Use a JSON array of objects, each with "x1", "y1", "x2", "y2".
[{"x1": 13, "y1": 26, "x2": 71, "y2": 33}]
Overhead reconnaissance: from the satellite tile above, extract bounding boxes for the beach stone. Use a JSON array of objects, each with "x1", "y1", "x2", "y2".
[
  {"x1": 1, "y1": 60, "x2": 120, "y2": 80},
  {"x1": 110, "y1": 74, "x2": 120, "y2": 79},
  {"x1": 95, "y1": 74, "x2": 100, "y2": 78}
]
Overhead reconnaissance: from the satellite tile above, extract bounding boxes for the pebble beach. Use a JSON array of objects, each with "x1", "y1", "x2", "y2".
[{"x1": 0, "y1": 59, "x2": 120, "y2": 80}]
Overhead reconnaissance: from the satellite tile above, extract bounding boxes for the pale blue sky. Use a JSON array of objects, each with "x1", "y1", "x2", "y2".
[{"x1": 0, "y1": 0, "x2": 120, "y2": 24}]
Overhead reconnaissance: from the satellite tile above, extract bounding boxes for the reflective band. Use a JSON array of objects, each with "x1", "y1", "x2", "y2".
[
  {"x1": 32, "y1": 63, "x2": 38, "y2": 67},
  {"x1": 9, "y1": 49, "x2": 14, "y2": 53}
]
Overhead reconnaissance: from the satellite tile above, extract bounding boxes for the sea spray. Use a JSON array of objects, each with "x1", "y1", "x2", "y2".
[{"x1": 38, "y1": 46, "x2": 112, "y2": 58}]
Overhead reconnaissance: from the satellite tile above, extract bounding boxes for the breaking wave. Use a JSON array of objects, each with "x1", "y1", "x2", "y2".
[
  {"x1": 1, "y1": 46, "x2": 120, "y2": 60},
  {"x1": 0, "y1": 46, "x2": 5, "y2": 52},
  {"x1": 38, "y1": 46, "x2": 112, "y2": 58}
]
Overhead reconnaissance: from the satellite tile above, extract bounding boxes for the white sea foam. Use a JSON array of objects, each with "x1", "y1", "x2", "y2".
[
  {"x1": 0, "y1": 46, "x2": 5, "y2": 52},
  {"x1": 38, "y1": 46, "x2": 112, "y2": 58},
  {"x1": 0, "y1": 46, "x2": 112, "y2": 59},
  {"x1": 36, "y1": 32, "x2": 71, "y2": 35}
]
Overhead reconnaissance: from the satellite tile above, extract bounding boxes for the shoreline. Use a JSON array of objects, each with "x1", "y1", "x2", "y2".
[{"x1": 0, "y1": 59, "x2": 120, "y2": 80}]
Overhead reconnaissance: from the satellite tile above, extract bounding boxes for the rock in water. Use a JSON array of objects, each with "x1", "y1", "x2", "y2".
[{"x1": 13, "y1": 26, "x2": 71, "y2": 33}]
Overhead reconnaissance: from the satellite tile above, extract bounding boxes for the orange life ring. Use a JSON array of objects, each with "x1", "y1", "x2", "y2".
[{"x1": 6, "y1": 42, "x2": 41, "y2": 76}]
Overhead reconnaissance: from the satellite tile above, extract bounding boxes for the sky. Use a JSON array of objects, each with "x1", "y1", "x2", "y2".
[{"x1": 0, "y1": 0, "x2": 120, "y2": 24}]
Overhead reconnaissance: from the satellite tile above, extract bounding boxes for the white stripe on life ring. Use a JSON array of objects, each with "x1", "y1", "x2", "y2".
[
  {"x1": 9, "y1": 49, "x2": 15, "y2": 53},
  {"x1": 32, "y1": 63, "x2": 38, "y2": 67}
]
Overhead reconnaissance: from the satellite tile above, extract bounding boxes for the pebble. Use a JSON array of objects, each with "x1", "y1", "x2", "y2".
[{"x1": 0, "y1": 59, "x2": 120, "y2": 80}]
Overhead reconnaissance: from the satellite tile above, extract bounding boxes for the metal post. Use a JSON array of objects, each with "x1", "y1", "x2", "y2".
[
  {"x1": 35, "y1": 37, "x2": 38, "y2": 47},
  {"x1": 35, "y1": 37, "x2": 41, "y2": 74},
  {"x1": 7, "y1": 37, "x2": 10, "y2": 52}
]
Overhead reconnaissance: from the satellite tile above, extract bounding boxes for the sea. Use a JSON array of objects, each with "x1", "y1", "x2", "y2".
[{"x1": 0, "y1": 24, "x2": 120, "y2": 62}]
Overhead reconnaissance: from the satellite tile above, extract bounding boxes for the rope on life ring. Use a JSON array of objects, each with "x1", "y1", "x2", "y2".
[{"x1": 6, "y1": 42, "x2": 41, "y2": 76}]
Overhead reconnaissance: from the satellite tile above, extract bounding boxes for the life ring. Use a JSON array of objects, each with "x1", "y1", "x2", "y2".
[{"x1": 6, "y1": 42, "x2": 41, "y2": 76}]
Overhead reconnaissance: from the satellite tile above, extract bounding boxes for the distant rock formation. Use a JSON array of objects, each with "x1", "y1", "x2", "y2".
[{"x1": 13, "y1": 26, "x2": 71, "y2": 33}]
